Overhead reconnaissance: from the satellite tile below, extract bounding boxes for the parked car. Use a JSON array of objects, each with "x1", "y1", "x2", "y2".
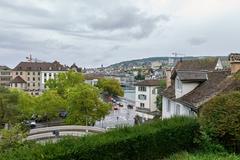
[
  {"x1": 127, "y1": 104, "x2": 134, "y2": 109},
  {"x1": 23, "y1": 120, "x2": 36, "y2": 129},
  {"x1": 118, "y1": 102, "x2": 124, "y2": 107}
]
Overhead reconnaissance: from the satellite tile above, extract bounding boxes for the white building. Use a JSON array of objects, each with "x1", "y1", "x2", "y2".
[
  {"x1": 161, "y1": 57, "x2": 240, "y2": 119},
  {"x1": 135, "y1": 80, "x2": 161, "y2": 121}
]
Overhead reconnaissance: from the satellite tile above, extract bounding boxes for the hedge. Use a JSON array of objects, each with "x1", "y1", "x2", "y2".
[{"x1": 0, "y1": 117, "x2": 199, "y2": 160}]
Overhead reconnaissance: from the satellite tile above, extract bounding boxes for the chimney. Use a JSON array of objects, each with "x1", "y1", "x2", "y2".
[
  {"x1": 229, "y1": 53, "x2": 240, "y2": 74},
  {"x1": 165, "y1": 68, "x2": 172, "y2": 88}
]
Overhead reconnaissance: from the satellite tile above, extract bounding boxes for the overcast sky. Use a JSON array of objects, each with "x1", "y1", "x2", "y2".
[{"x1": 0, "y1": 0, "x2": 240, "y2": 68}]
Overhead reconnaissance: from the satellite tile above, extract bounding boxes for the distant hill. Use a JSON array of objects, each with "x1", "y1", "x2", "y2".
[{"x1": 107, "y1": 56, "x2": 229, "y2": 69}]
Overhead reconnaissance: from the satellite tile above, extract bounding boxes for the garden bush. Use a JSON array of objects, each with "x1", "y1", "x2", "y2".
[
  {"x1": 0, "y1": 117, "x2": 199, "y2": 160},
  {"x1": 199, "y1": 91, "x2": 240, "y2": 153}
]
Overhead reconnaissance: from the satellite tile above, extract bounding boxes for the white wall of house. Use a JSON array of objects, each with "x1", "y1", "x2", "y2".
[
  {"x1": 215, "y1": 58, "x2": 223, "y2": 70},
  {"x1": 162, "y1": 96, "x2": 196, "y2": 119},
  {"x1": 85, "y1": 79, "x2": 98, "y2": 86},
  {"x1": 175, "y1": 76, "x2": 199, "y2": 98},
  {"x1": 135, "y1": 85, "x2": 158, "y2": 112},
  {"x1": 40, "y1": 71, "x2": 64, "y2": 91}
]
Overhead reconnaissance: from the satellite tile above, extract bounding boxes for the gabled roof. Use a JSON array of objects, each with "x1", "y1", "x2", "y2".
[
  {"x1": 177, "y1": 71, "x2": 208, "y2": 82},
  {"x1": 10, "y1": 76, "x2": 27, "y2": 83},
  {"x1": 84, "y1": 73, "x2": 105, "y2": 80},
  {"x1": 135, "y1": 80, "x2": 160, "y2": 86},
  {"x1": 13, "y1": 61, "x2": 67, "y2": 71},
  {"x1": 176, "y1": 71, "x2": 230, "y2": 108},
  {"x1": 171, "y1": 58, "x2": 219, "y2": 79}
]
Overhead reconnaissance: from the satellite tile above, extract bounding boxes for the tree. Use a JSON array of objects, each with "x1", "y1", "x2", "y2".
[
  {"x1": 199, "y1": 91, "x2": 240, "y2": 152},
  {"x1": 46, "y1": 70, "x2": 84, "y2": 97},
  {"x1": 0, "y1": 87, "x2": 19, "y2": 127},
  {"x1": 0, "y1": 124, "x2": 27, "y2": 152},
  {"x1": 96, "y1": 78, "x2": 124, "y2": 97},
  {"x1": 35, "y1": 90, "x2": 67, "y2": 121},
  {"x1": 156, "y1": 79, "x2": 166, "y2": 111},
  {"x1": 65, "y1": 84, "x2": 111, "y2": 125}
]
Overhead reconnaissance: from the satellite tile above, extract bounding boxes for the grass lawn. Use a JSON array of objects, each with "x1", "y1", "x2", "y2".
[{"x1": 166, "y1": 152, "x2": 240, "y2": 160}]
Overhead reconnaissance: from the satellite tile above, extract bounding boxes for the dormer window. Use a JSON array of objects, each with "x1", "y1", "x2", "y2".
[{"x1": 49, "y1": 67, "x2": 52, "y2": 70}]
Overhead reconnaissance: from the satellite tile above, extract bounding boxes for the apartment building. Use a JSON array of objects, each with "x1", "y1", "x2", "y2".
[
  {"x1": 10, "y1": 61, "x2": 67, "y2": 95},
  {"x1": 0, "y1": 65, "x2": 12, "y2": 87},
  {"x1": 135, "y1": 80, "x2": 161, "y2": 121}
]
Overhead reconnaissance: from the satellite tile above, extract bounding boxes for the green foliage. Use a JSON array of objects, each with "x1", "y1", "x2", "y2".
[
  {"x1": 0, "y1": 117, "x2": 199, "y2": 160},
  {"x1": 0, "y1": 124, "x2": 27, "y2": 152},
  {"x1": 0, "y1": 88, "x2": 19, "y2": 126},
  {"x1": 156, "y1": 79, "x2": 166, "y2": 111},
  {"x1": 46, "y1": 70, "x2": 84, "y2": 97},
  {"x1": 96, "y1": 78, "x2": 124, "y2": 97},
  {"x1": 199, "y1": 91, "x2": 240, "y2": 152},
  {"x1": 167, "y1": 151, "x2": 240, "y2": 160},
  {"x1": 65, "y1": 84, "x2": 111, "y2": 125},
  {"x1": 34, "y1": 90, "x2": 67, "y2": 121}
]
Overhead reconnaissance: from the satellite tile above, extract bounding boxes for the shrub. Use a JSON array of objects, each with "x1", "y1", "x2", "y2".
[
  {"x1": 0, "y1": 117, "x2": 199, "y2": 160},
  {"x1": 199, "y1": 91, "x2": 240, "y2": 152}
]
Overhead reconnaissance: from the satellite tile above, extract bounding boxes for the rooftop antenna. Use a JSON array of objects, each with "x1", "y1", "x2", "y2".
[{"x1": 26, "y1": 54, "x2": 33, "y2": 62}]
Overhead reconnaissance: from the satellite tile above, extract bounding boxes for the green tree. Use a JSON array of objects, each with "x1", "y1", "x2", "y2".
[
  {"x1": 66, "y1": 84, "x2": 111, "y2": 125},
  {"x1": 156, "y1": 79, "x2": 166, "y2": 111},
  {"x1": 96, "y1": 78, "x2": 124, "y2": 97},
  {"x1": 46, "y1": 70, "x2": 84, "y2": 97},
  {"x1": 35, "y1": 90, "x2": 67, "y2": 121},
  {"x1": 0, "y1": 87, "x2": 19, "y2": 127},
  {"x1": 199, "y1": 91, "x2": 240, "y2": 152},
  {"x1": 0, "y1": 124, "x2": 27, "y2": 152}
]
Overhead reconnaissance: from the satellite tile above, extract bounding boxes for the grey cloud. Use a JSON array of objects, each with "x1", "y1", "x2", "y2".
[
  {"x1": 0, "y1": 0, "x2": 51, "y2": 17},
  {"x1": 188, "y1": 37, "x2": 207, "y2": 46}
]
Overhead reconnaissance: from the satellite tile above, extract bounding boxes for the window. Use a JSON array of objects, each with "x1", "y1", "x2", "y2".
[
  {"x1": 33, "y1": 83, "x2": 35, "y2": 87},
  {"x1": 167, "y1": 99, "x2": 171, "y2": 112},
  {"x1": 28, "y1": 83, "x2": 30, "y2": 87},
  {"x1": 38, "y1": 77, "x2": 40, "y2": 81},
  {"x1": 138, "y1": 94, "x2": 147, "y2": 100},
  {"x1": 38, "y1": 82, "x2": 40, "y2": 87},
  {"x1": 138, "y1": 86, "x2": 146, "y2": 91},
  {"x1": 20, "y1": 72, "x2": 22, "y2": 75},
  {"x1": 27, "y1": 77, "x2": 30, "y2": 81},
  {"x1": 15, "y1": 83, "x2": 17, "y2": 87},
  {"x1": 152, "y1": 88, "x2": 156, "y2": 94},
  {"x1": 44, "y1": 79, "x2": 46, "y2": 82},
  {"x1": 16, "y1": 72, "x2": 18, "y2": 75},
  {"x1": 49, "y1": 67, "x2": 52, "y2": 70},
  {"x1": 27, "y1": 72, "x2": 30, "y2": 75},
  {"x1": 176, "y1": 104, "x2": 181, "y2": 115},
  {"x1": 49, "y1": 73, "x2": 52, "y2": 77},
  {"x1": 38, "y1": 72, "x2": 40, "y2": 75},
  {"x1": 33, "y1": 77, "x2": 35, "y2": 81},
  {"x1": 44, "y1": 73, "x2": 47, "y2": 77},
  {"x1": 33, "y1": 72, "x2": 35, "y2": 75},
  {"x1": 140, "y1": 103, "x2": 145, "y2": 108}
]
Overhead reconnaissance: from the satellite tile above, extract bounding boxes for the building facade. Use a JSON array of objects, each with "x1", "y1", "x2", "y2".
[
  {"x1": 162, "y1": 56, "x2": 240, "y2": 119},
  {"x1": 0, "y1": 65, "x2": 12, "y2": 87},
  {"x1": 135, "y1": 80, "x2": 161, "y2": 120},
  {"x1": 10, "y1": 61, "x2": 67, "y2": 95}
]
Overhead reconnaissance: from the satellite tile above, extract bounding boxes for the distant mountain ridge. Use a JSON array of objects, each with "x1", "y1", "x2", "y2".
[{"x1": 107, "y1": 56, "x2": 228, "y2": 69}]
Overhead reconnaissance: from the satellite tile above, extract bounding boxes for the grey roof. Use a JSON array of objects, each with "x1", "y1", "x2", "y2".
[
  {"x1": 135, "y1": 80, "x2": 160, "y2": 86},
  {"x1": 177, "y1": 71, "x2": 208, "y2": 82},
  {"x1": 13, "y1": 61, "x2": 67, "y2": 71},
  {"x1": 0, "y1": 65, "x2": 11, "y2": 70}
]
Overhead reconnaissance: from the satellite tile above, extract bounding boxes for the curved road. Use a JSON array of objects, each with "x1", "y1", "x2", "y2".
[{"x1": 27, "y1": 125, "x2": 105, "y2": 141}]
